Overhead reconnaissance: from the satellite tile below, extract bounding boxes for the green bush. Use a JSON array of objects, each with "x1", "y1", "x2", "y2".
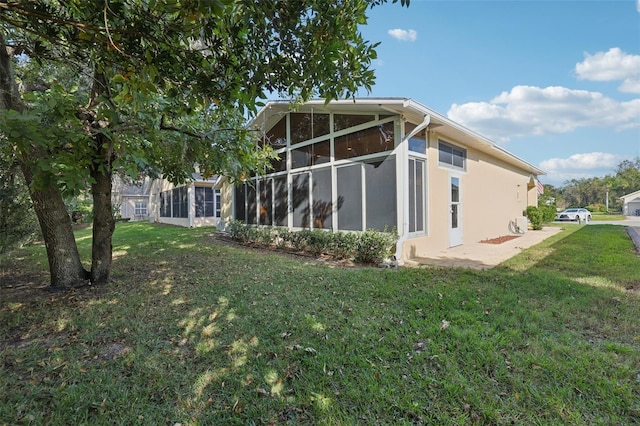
[
  {"x1": 330, "y1": 232, "x2": 358, "y2": 260},
  {"x1": 355, "y1": 229, "x2": 397, "y2": 264},
  {"x1": 540, "y1": 204, "x2": 557, "y2": 223},
  {"x1": 525, "y1": 206, "x2": 543, "y2": 230},
  {"x1": 226, "y1": 222, "x2": 397, "y2": 264}
]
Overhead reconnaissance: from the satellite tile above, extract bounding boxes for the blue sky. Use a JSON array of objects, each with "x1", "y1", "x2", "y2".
[{"x1": 355, "y1": 0, "x2": 640, "y2": 187}]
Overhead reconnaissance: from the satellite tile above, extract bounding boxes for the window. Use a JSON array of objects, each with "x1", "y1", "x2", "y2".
[
  {"x1": 247, "y1": 184, "x2": 257, "y2": 225},
  {"x1": 292, "y1": 173, "x2": 310, "y2": 228},
  {"x1": 215, "y1": 190, "x2": 221, "y2": 218},
  {"x1": 405, "y1": 122, "x2": 426, "y2": 154},
  {"x1": 172, "y1": 186, "x2": 188, "y2": 218},
  {"x1": 333, "y1": 114, "x2": 375, "y2": 132},
  {"x1": 134, "y1": 200, "x2": 148, "y2": 217},
  {"x1": 408, "y1": 159, "x2": 425, "y2": 233},
  {"x1": 290, "y1": 112, "x2": 330, "y2": 144},
  {"x1": 234, "y1": 184, "x2": 246, "y2": 222},
  {"x1": 438, "y1": 141, "x2": 466, "y2": 169},
  {"x1": 273, "y1": 175, "x2": 288, "y2": 226},
  {"x1": 312, "y1": 168, "x2": 332, "y2": 229},
  {"x1": 365, "y1": 157, "x2": 396, "y2": 231},
  {"x1": 160, "y1": 191, "x2": 170, "y2": 217},
  {"x1": 337, "y1": 164, "x2": 362, "y2": 231},
  {"x1": 291, "y1": 140, "x2": 330, "y2": 169},
  {"x1": 195, "y1": 187, "x2": 217, "y2": 218},
  {"x1": 334, "y1": 122, "x2": 394, "y2": 160},
  {"x1": 259, "y1": 178, "x2": 273, "y2": 225},
  {"x1": 263, "y1": 116, "x2": 287, "y2": 147}
]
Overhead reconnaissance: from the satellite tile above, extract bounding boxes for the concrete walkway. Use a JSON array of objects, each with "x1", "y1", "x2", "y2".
[{"x1": 406, "y1": 216, "x2": 640, "y2": 270}]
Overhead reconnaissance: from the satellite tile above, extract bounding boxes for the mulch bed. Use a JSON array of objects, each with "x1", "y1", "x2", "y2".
[{"x1": 480, "y1": 235, "x2": 521, "y2": 244}]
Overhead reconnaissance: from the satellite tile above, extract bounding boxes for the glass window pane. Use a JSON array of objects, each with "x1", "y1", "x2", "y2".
[
  {"x1": 259, "y1": 179, "x2": 273, "y2": 225},
  {"x1": 264, "y1": 116, "x2": 287, "y2": 147},
  {"x1": 312, "y1": 140, "x2": 331, "y2": 165},
  {"x1": 273, "y1": 175, "x2": 288, "y2": 226},
  {"x1": 292, "y1": 173, "x2": 310, "y2": 228},
  {"x1": 451, "y1": 204, "x2": 458, "y2": 228},
  {"x1": 439, "y1": 143, "x2": 452, "y2": 165},
  {"x1": 337, "y1": 165, "x2": 362, "y2": 231},
  {"x1": 234, "y1": 184, "x2": 246, "y2": 222},
  {"x1": 195, "y1": 187, "x2": 205, "y2": 217},
  {"x1": 408, "y1": 159, "x2": 416, "y2": 233},
  {"x1": 415, "y1": 161, "x2": 424, "y2": 232},
  {"x1": 365, "y1": 156, "x2": 396, "y2": 231},
  {"x1": 335, "y1": 123, "x2": 394, "y2": 161},
  {"x1": 312, "y1": 168, "x2": 332, "y2": 229},
  {"x1": 333, "y1": 114, "x2": 375, "y2": 132},
  {"x1": 292, "y1": 144, "x2": 312, "y2": 169},
  {"x1": 453, "y1": 148, "x2": 465, "y2": 168},
  {"x1": 271, "y1": 152, "x2": 287, "y2": 172},
  {"x1": 290, "y1": 112, "x2": 330, "y2": 144},
  {"x1": 215, "y1": 190, "x2": 221, "y2": 218},
  {"x1": 451, "y1": 177, "x2": 460, "y2": 203},
  {"x1": 247, "y1": 183, "x2": 257, "y2": 225}
]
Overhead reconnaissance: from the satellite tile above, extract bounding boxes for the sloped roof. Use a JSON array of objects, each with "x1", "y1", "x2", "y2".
[
  {"x1": 620, "y1": 189, "x2": 640, "y2": 201},
  {"x1": 252, "y1": 98, "x2": 545, "y2": 176}
]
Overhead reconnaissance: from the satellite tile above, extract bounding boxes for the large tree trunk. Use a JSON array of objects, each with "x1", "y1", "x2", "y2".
[
  {"x1": 89, "y1": 152, "x2": 115, "y2": 284},
  {"x1": 87, "y1": 69, "x2": 115, "y2": 285},
  {"x1": 2, "y1": 32, "x2": 88, "y2": 288},
  {"x1": 19, "y1": 164, "x2": 90, "y2": 288}
]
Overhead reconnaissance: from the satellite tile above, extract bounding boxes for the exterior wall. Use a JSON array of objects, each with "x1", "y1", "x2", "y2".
[
  {"x1": 219, "y1": 179, "x2": 235, "y2": 228},
  {"x1": 120, "y1": 195, "x2": 149, "y2": 221},
  {"x1": 399, "y1": 130, "x2": 534, "y2": 261},
  {"x1": 149, "y1": 178, "x2": 221, "y2": 227}
]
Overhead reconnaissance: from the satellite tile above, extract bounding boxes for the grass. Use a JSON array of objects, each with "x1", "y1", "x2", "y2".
[
  {"x1": 591, "y1": 214, "x2": 626, "y2": 221},
  {"x1": 1, "y1": 222, "x2": 639, "y2": 425}
]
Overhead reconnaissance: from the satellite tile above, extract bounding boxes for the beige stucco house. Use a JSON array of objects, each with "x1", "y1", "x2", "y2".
[
  {"x1": 620, "y1": 189, "x2": 640, "y2": 216},
  {"x1": 148, "y1": 172, "x2": 222, "y2": 228},
  {"x1": 112, "y1": 176, "x2": 150, "y2": 222},
  {"x1": 218, "y1": 98, "x2": 544, "y2": 262}
]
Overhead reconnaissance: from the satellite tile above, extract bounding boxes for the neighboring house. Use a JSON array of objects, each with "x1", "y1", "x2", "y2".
[
  {"x1": 148, "y1": 172, "x2": 222, "y2": 228},
  {"x1": 620, "y1": 190, "x2": 640, "y2": 216},
  {"x1": 112, "y1": 176, "x2": 151, "y2": 222},
  {"x1": 218, "y1": 98, "x2": 545, "y2": 262}
]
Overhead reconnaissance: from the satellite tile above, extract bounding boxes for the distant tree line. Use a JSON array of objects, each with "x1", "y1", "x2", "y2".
[{"x1": 540, "y1": 158, "x2": 640, "y2": 212}]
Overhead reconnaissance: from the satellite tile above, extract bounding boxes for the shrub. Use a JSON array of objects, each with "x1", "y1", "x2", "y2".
[
  {"x1": 355, "y1": 229, "x2": 397, "y2": 264},
  {"x1": 226, "y1": 222, "x2": 397, "y2": 265},
  {"x1": 525, "y1": 206, "x2": 543, "y2": 230},
  {"x1": 306, "y1": 230, "x2": 332, "y2": 256},
  {"x1": 540, "y1": 204, "x2": 557, "y2": 223},
  {"x1": 330, "y1": 232, "x2": 358, "y2": 260}
]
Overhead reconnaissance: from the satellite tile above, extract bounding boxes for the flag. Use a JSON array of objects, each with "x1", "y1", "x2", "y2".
[{"x1": 536, "y1": 179, "x2": 544, "y2": 195}]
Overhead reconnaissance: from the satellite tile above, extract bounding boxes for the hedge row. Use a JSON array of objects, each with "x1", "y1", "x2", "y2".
[{"x1": 227, "y1": 220, "x2": 397, "y2": 265}]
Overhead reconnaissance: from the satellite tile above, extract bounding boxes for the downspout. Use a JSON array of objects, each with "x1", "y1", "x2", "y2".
[{"x1": 394, "y1": 114, "x2": 431, "y2": 264}]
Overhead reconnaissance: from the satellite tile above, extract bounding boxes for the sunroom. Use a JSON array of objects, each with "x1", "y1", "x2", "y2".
[{"x1": 222, "y1": 98, "x2": 543, "y2": 262}]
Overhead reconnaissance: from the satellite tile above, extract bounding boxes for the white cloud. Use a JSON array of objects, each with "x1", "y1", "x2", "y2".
[
  {"x1": 540, "y1": 152, "x2": 623, "y2": 171},
  {"x1": 637, "y1": 0, "x2": 640, "y2": 12},
  {"x1": 575, "y1": 47, "x2": 640, "y2": 94},
  {"x1": 387, "y1": 28, "x2": 417, "y2": 42},
  {"x1": 539, "y1": 152, "x2": 629, "y2": 185},
  {"x1": 447, "y1": 85, "x2": 640, "y2": 143}
]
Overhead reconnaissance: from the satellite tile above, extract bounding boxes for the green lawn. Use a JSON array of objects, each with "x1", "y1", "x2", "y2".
[
  {"x1": 591, "y1": 214, "x2": 626, "y2": 221},
  {"x1": 1, "y1": 222, "x2": 639, "y2": 425}
]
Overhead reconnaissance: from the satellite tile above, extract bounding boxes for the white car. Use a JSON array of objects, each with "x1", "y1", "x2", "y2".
[{"x1": 556, "y1": 208, "x2": 591, "y2": 223}]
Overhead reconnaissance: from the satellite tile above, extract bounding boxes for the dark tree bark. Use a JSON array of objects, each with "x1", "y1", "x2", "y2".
[
  {"x1": 87, "y1": 69, "x2": 115, "y2": 284},
  {"x1": 89, "y1": 141, "x2": 115, "y2": 284},
  {"x1": 2, "y1": 32, "x2": 89, "y2": 288},
  {"x1": 20, "y1": 162, "x2": 90, "y2": 287}
]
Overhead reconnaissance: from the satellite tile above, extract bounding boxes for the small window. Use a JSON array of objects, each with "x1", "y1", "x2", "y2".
[
  {"x1": 438, "y1": 141, "x2": 466, "y2": 170},
  {"x1": 134, "y1": 200, "x2": 148, "y2": 217},
  {"x1": 290, "y1": 112, "x2": 330, "y2": 144},
  {"x1": 406, "y1": 122, "x2": 426, "y2": 154}
]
